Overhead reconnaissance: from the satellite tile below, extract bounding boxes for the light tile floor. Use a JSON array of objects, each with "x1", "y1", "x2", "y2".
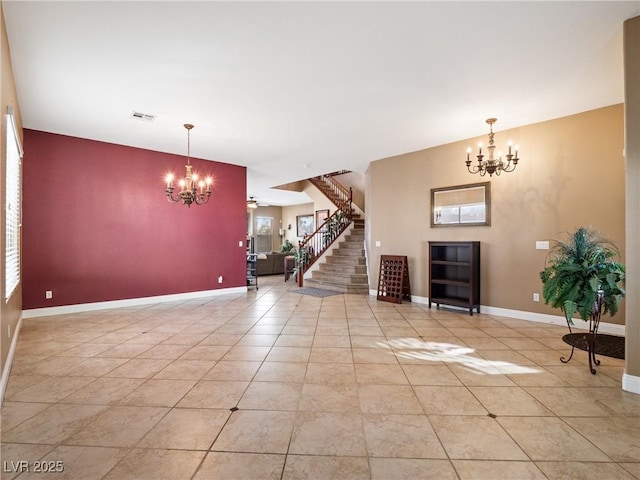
[{"x1": 2, "y1": 276, "x2": 639, "y2": 479}]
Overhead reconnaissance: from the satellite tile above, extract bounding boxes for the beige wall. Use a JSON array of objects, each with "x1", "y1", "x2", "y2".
[
  {"x1": 1, "y1": 3, "x2": 23, "y2": 384},
  {"x1": 367, "y1": 105, "x2": 626, "y2": 324}
]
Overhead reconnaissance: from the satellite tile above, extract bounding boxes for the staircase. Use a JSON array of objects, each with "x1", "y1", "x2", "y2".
[
  {"x1": 309, "y1": 174, "x2": 350, "y2": 208},
  {"x1": 304, "y1": 217, "x2": 369, "y2": 294}
]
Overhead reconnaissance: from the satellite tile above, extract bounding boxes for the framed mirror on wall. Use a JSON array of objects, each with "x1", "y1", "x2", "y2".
[{"x1": 431, "y1": 182, "x2": 491, "y2": 227}]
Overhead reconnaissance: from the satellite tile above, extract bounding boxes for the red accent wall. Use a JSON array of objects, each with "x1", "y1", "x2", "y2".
[{"x1": 22, "y1": 130, "x2": 247, "y2": 309}]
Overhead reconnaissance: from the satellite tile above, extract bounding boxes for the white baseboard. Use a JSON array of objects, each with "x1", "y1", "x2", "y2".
[
  {"x1": 1, "y1": 314, "x2": 23, "y2": 402},
  {"x1": 368, "y1": 292, "x2": 626, "y2": 337},
  {"x1": 22, "y1": 286, "x2": 248, "y2": 319},
  {"x1": 622, "y1": 373, "x2": 640, "y2": 394},
  {"x1": 479, "y1": 304, "x2": 626, "y2": 336}
]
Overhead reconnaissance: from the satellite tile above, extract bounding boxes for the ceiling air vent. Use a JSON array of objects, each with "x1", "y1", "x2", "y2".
[{"x1": 131, "y1": 111, "x2": 155, "y2": 122}]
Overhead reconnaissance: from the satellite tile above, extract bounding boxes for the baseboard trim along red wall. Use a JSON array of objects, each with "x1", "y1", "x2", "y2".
[{"x1": 22, "y1": 286, "x2": 248, "y2": 318}]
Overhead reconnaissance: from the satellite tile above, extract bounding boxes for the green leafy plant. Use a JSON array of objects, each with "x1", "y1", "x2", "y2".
[
  {"x1": 322, "y1": 210, "x2": 345, "y2": 246},
  {"x1": 540, "y1": 227, "x2": 625, "y2": 325},
  {"x1": 292, "y1": 246, "x2": 312, "y2": 281},
  {"x1": 280, "y1": 239, "x2": 295, "y2": 253}
]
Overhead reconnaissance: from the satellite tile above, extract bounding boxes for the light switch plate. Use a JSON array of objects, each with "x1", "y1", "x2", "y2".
[{"x1": 536, "y1": 241, "x2": 550, "y2": 250}]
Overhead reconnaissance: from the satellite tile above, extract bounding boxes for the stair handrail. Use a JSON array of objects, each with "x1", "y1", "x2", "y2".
[
  {"x1": 309, "y1": 175, "x2": 351, "y2": 208},
  {"x1": 296, "y1": 187, "x2": 353, "y2": 287},
  {"x1": 324, "y1": 170, "x2": 351, "y2": 178}
]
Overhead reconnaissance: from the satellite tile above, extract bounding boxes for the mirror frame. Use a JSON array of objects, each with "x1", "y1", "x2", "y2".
[{"x1": 431, "y1": 181, "x2": 491, "y2": 227}]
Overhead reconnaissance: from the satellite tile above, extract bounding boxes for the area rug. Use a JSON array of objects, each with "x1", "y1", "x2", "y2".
[
  {"x1": 290, "y1": 287, "x2": 343, "y2": 298},
  {"x1": 562, "y1": 333, "x2": 625, "y2": 360}
]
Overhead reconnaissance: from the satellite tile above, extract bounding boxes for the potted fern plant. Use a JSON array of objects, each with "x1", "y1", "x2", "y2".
[
  {"x1": 280, "y1": 239, "x2": 295, "y2": 253},
  {"x1": 540, "y1": 226, "x2": 625, "y2": 325}
]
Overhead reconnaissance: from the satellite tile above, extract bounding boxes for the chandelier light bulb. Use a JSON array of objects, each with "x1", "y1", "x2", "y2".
[{"x1": 165, "y1": 173, "x2": 174, "y2": 188}]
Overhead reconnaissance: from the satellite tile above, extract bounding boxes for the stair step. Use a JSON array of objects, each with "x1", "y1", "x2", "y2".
[
  {"x1": 311, "y1": 271, "x2": 369, "y2": 285},
  {"x1": 333, "y1": 249, "x2": 365, "y2": 257},
  {"x1": 339, "y1": 241, "x2": 364, "y2": 249},
  {"x1": 304, "y1": 278, "x2": 370, "y2": 295},
  {"x1": 344, "y1": 236, "x2": 364, "y2": 243},
  {"x1": 326, "y1": 255, "x2": 366, "y2": 265},
  {"x1": 319, "y1": 263, "x2": 367, "y2": 274}
]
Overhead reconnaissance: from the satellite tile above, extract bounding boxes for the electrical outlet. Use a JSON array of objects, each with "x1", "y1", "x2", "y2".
[
  {"x1": 239, "y1": 240, "x2": 243, "y2": 247},
  {"x1": 45, "y1": 290, "x2": 53, "y2": 299},
  {"x1": 533, "y1": 293, "x2": 540, "y2": 302},
  {"x1": 218, "y1": 276, "x2": 223, "y2": 284},
  {"x1": 535, "y1": 241, "x2": 550, "y2": 250},
  {"x1": 375, "y1": 241, "x2": 381, "y2": 247}
]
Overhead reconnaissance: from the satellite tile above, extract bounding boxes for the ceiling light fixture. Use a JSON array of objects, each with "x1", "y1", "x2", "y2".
[
  {"x1": 247, "y1": 197, "x2": 258, "y2": 209},
  {"x1": 466, "y1": 118, "x2": 519, "y2": 177},
  {"x1": 164, "y1": 124, "x2": 213, "y2": 207}
]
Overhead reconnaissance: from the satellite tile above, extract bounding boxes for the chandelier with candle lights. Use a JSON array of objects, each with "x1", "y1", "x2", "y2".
[
  {"x1": 466, "y1": 118, "x2": 519, "y2": 177},
  {"x1": 164, "y1": 124, "x2": 213, "y2": 207}
]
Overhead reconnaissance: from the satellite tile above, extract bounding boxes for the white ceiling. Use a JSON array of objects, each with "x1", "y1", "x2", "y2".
[{"x1": 4, "y1": 1, "x2": 639, "y2": 206}]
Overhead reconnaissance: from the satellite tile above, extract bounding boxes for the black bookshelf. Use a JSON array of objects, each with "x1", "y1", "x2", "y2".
[{"x1": 428, "y1": 241, "x2": 480, "y2": 315}]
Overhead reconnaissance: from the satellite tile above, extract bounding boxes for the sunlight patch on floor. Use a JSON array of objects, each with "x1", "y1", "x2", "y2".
[{"x1": 379, "y1": 338, "x2": 542, "y2": 375}]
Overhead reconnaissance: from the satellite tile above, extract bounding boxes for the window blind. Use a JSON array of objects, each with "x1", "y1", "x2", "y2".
[
  {"x1": 5, "y1": 110, "x2": 23, "y2": 299},
  {"x1": 255, "y1": 216, "x2": 273, "y2": 253}
]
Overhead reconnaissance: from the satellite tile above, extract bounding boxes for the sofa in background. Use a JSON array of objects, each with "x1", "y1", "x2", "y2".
[{"x1": 256, "y1": 251, "x2": 292, "y2": 276}]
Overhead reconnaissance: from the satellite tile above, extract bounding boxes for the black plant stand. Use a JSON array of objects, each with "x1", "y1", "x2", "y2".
[{"x1": 560, "y1": 291, "x2": 604, "y2": 374}]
